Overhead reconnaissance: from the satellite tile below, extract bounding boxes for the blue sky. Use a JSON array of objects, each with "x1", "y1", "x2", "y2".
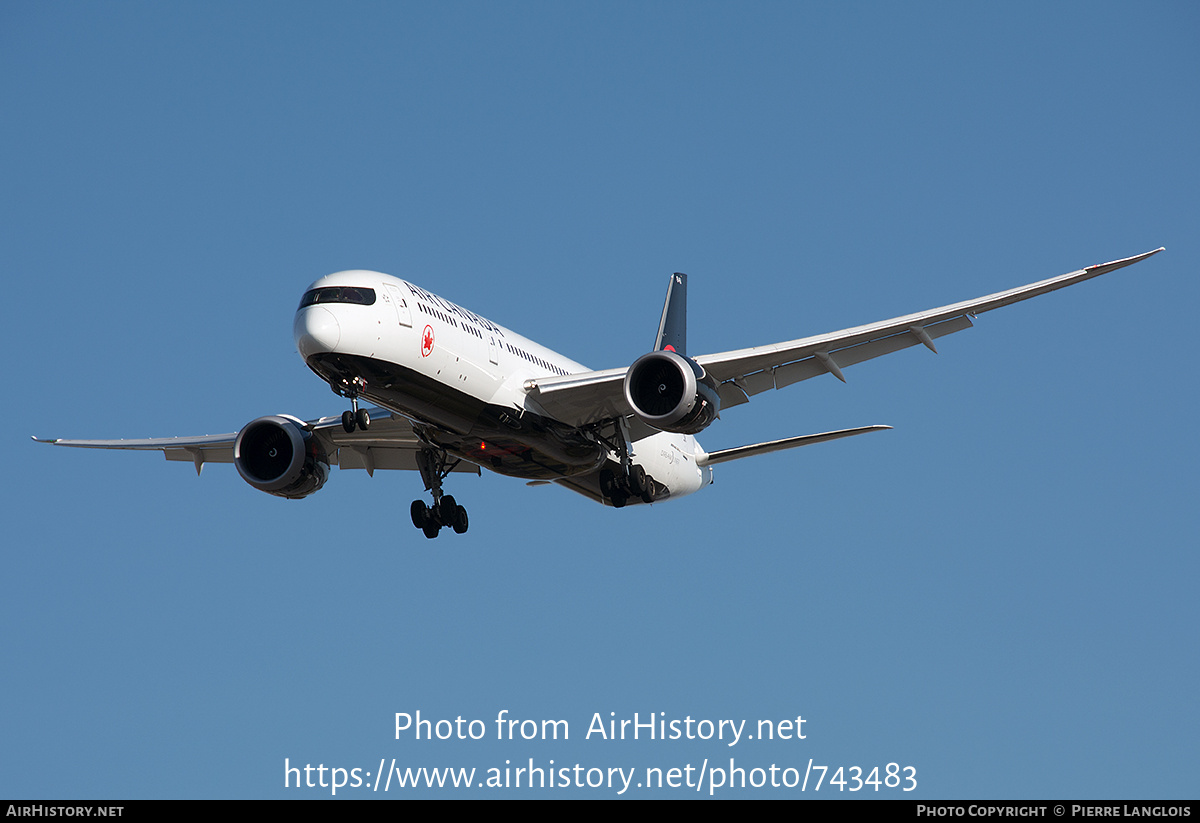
[{"x1": 3, "y1": 1, "x2": 1196, "y2": 799}]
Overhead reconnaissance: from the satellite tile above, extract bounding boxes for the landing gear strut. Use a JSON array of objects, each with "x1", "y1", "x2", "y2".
[
  {"x1": 593, "y1": 419, "x2": 653, "y2": 507},
  {"x1": 410, "y1": 447, "x2": 469, "y2": 538},
  {"x1": 336, "y1": 378, "x2": 370, "y2": 433}
]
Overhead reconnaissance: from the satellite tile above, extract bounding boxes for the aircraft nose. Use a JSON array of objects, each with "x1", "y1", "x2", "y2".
[{"x1": 294, "y1": 306, "x2": 341, "y2": 358}]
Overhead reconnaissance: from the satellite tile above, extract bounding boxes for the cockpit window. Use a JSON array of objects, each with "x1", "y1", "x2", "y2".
[{"x1": 299, "y1": 287, "x2": 376, "y2": 308}]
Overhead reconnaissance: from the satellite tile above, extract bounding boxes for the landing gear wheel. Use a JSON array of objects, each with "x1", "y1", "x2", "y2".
[
  {"x1": 414, "y1": 447, "x2": 473, "y2": 537},
  {"x1": 452, "y1": 505, "x2": 469, "y2": 534},
  {"x1": 341, "y1": 410, "x2": 356, "y2": 433},
  {"x1": 629, "y1": 464, "x2": 647, "y2": 497},
  {"x1": 598, "y1": 469, "x2": 615, "y2": 498},
  {"x1": 610, "y1": 491, "x2": 628, "y2": 509},
  {"x1": 438, "y1": 495, "x2": 458, "y2": 525},
  {"x1": 410, "y1": 500, "x2": 428, "y2": 529},
  {"x1": 355, "y1": 408, "x2": 370, "y2": 431}
]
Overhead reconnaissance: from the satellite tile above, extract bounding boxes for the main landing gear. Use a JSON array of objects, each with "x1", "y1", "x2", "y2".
[
  {"x1": 410, "y1": 448, "x2": 469, "y2": 538},
  {"x1": 590, "y1": 419, "x2": 653, "y2": 508},
  {"x1": 336, "y1": 378, "x2": 370, "y2": 433},
  {"x1": 598, "y1": 465, "x2": 652, "y2": 508}
]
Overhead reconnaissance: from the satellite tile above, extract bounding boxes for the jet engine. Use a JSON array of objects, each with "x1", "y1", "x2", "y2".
[
  {"x1": 234, "y1": 415, "x2": 330, "y2": 499},
  {"x1": 623, "y1": 350, "x2": 720, "y2": 434}
]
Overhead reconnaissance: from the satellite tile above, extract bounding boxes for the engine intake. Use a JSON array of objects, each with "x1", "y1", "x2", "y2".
[
  {"x1": 234, "y1": 415, "x2": 330, "y2": 499},
  {"x1": 624, "y1": 350, "x2": 720, "y2": 434}
]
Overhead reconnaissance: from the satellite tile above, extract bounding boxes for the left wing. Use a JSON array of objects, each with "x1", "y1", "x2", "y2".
[
  {"x1": 32, "y1": 431, "x2": 239, "y2": 473},
  {"x1": 34, "y1": 409, "x2": 480, "y2": 477},
  {"x1": 524, "y1": 248, "x2": 1164, "y2": 425}
]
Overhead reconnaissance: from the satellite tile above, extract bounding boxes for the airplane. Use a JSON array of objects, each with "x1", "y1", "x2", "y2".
[{"x1": 35, "y1": 248, "x2": 1164, "y2": 538}]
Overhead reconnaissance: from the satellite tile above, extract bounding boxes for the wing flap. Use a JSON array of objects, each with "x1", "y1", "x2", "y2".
[
  {"x1": 298, "y1": 409, "x2": 480, "y2": 475},
  {"x1": 336, "y1": 445, "x2": 479, "y2": 475},
  {"x1": 717, "y1": 382, "x2": 750, "y2": 409},
  {"x1": 164, "y1": 446, "x2": 236, "y2": 464},
  {"x1": 774, "y1": 314, "x2": 975, "y2": 388},
  {"x1": 735, "y1": 369, "x2": 777, "y2": 397}
]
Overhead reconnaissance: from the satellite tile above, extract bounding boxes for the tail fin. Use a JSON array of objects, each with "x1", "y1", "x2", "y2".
[{"x1": 654, "y1": 272, "x2": 687, "y2": 357}]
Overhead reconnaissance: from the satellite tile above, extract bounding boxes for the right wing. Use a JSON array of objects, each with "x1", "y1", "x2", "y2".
[
  {"x1": 33, "y1": 409, "x2": 480, "y2": 477},
  {"x1": 696, "y1": 248, "x2": 1165, "y2": 408},
  {"x1": 524, "y1": 248, "x2": 1164, "y2": 423}
]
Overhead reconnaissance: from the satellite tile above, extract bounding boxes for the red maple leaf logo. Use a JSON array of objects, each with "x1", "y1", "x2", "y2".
[{"x1": 421, "y1": 325, "x2": 434, "y2": 357}]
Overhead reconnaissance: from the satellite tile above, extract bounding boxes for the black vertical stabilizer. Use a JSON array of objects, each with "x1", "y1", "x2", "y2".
[{"x1": 654, "y1": 272, "x2": 687, "y2": 357}]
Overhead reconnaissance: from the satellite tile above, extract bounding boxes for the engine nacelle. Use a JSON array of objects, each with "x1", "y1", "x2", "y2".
[
  {"x1": 623, "y1": 350, "x2": 721, "y2": 434},
  {"x1": 234, "y1": 415, "x2": 330, "y2": 499}
]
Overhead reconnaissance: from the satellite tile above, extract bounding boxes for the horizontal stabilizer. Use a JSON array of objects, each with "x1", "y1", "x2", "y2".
[{"x1": 698, "y1": 425, "x2": 892, "y2": 466}]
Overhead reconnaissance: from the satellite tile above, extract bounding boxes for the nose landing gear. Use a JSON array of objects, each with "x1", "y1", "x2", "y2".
[
  {"x1": 335, "y1": 378, "x2": 370, "y2": 433},
  {"x1": 410, "y1": 448, "x2": 469, "y2": 538},
  {"x1": 341, "y1": 404, "x2": 370, "y2": 434}
]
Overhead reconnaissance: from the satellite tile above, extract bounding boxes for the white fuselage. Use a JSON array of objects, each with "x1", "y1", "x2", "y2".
[{"x1": 292, "y1": 270, "x2": 712, "y2": 504}]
